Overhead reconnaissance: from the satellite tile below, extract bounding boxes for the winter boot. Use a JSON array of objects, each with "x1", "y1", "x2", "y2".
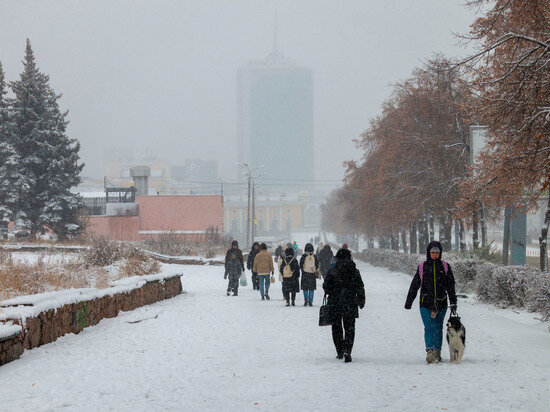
[
  {"x1": 343, "y1": 353, "x2": 352, "y2": 363},
  {"x1": 261, "y1": 296, "x2": 265, "y2": 301},
  {"x1": 304, "y1": 299, "x2": 308, "y2": 307},
  {"x1": 233, "y1": 292, "x2": 238, "y2": 296},
  {"x1": 336, "y1": 353, "x2": 343, "y2": 360},
  {"x1": 227, "y1": 292, "x2": 230, "y2": 296},
  {"x1": 434, "y1": 350, "x2": 442, "y2": 363},
  {"x1": 309, "y1": 302, "x2": 313, "y2": 307},
  {"x1": 286, "y1": 300, "x2": 290, "y2": 307},
  {"x1": 265, "y1": 294, "x2": 270, "y2": 300},
  {"x1": 426, "y1": 350, "x2": 435, "y2": 364},
  {"x1": 291, "y1": 299, "x2": 295, "y2": 306}
]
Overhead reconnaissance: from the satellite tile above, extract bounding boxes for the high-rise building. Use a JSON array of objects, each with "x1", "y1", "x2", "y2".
[{"x1": 237, "y1": 46, "x2": 313, "y2": 184}]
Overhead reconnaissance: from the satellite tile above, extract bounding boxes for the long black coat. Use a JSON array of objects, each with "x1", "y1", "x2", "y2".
[
  {"x1": 323, "y1": 258, "x2": 365, "y2": 319},
  {"x1": 247, "y1": 248, "x2": 259, "y2": 271},
  {"x1": 405, "y1": 241, "x2": 457, "y2": 311},
  {"x1": 225, "y1": 248, "x2": 244, "y2": 275},
  {"x1": 299, "y1": 253, "x2": 319, "y2": 290},
  {"x1": 318, "y1": 245, "x2": 334, "y2": 277},
  {"x1": 280, "y1": 256, "x2": 300, "y2": 294}
]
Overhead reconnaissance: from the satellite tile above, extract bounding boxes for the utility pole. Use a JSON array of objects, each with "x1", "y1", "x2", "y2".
[
  {"x1": 252, "y1": 180, "x2": 256, "y2": 244},
  {"x1": 246, "y1": 176, "x2": 251, "y2": 248},
  {"x1": 238, "y1": 161, "x2": 265, "y2": 248}
]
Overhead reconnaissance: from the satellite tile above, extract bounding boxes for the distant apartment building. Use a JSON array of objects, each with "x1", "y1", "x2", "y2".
[
  {"x1": 224, "y1": 194, "x2": 320, "y2": 244},
  {"x1": 237, "y1": 47, "x2": 314, "y2": 183},
  {"x1": 103, "y1": 156, "x2": 220, "y2": 196},
  {"x1": 81, "y1": 169, "x2": 224, "y2": 241}
]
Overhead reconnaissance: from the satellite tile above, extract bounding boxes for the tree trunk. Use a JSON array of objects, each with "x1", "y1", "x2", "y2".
[
  {"x1": 429, "y1": 214, "x2": 435, "y2": 242},
  {"x1": 401, "y1": 231, "x2": 408, "y2": 254},
  {"x1": 472, "y1": 209, "x2": 479, "y2": 250},
  {"x1": 480, "y1": 203, "x2": 488, "y2": 247},
  {"x1": 439, "y1": 214, "x2": 453, "y2": 251},
  {"x1": 390, "y1": 232, "x2": 399, "y2": 251},
  {"x1": 539, "y1": 192, "x2": 550, "y2": 272},
  {"x1": 459, "y1": 219, "x2": 466, "y2": 251},
  {"x1": 454, "y1": 219, "x2": 460, "y2": 250},
  {"x1": 409, "y1": 221, "x2": 418, "y2": 254},
  {"x1": 502, "y1": 206, "x2": 511, "y2": 265},
  {"x1": 418, "y1": 217, "x2": 429, "y2": 251}
]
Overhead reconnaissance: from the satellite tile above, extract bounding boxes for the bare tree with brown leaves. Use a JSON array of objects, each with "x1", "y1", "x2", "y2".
[{"x1": 457, "y1": 0, "x2": 550, "y2": 271}]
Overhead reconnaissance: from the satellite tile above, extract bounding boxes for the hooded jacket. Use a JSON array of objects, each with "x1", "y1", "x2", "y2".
[
  {"x1": 405, "y1": 241, "x2": 457, "y2": 311},
  {"x1": 247, "y1": 242, "x2": 260, "y2": 271},
  {"x1": 300, "y1": 243, "x2": 319, "y2": 290},
  {"x1": 280, "y1": 248, "x2": 300, "y2": 294},
  {"x1": 323, "y1": 249, "x2": 365, "y2": 318},
  {"x1": 225, "y1": 240, "x2": 244, "y2": 275},
  {"x1": 318, "y1": 244, "x2": 334, "y2": 276}
]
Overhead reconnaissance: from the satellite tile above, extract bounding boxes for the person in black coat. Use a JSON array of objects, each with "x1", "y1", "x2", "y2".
[
  {"x1": 224, "y1": 240, "x2": 245, "y2": 296},
  {"x1": 405, "y1": 240, "x2": 457, "y2": 363},
  {"x1": 247, "y1": 242, "x2": 260, "y2": 290},
  {"x1": 280, "y1": 247, "x2": 300, "y2": 306},
  {"x1": 299, "y1": 243, "x2": 319, "y2": 306},
  {"x1": 318, "y1": 244, "x2": 334, "y2": 280},
  {"x1": 323, "y1": 248, "x2": 365, "y2": 363}
]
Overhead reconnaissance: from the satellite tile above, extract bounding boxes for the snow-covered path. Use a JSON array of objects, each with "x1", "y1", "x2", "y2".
[{"x1": 0, "y1": 261, "x2": 549, "y2": 411}]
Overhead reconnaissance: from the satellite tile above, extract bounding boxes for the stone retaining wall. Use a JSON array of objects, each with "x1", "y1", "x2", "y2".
[{"x1": 0, "y1": 274, "x2": 182, "y2": 366}]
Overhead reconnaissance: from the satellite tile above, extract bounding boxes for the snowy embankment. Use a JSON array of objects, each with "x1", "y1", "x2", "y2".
[{"x1": 0, "y1": 261, "x2": 548, "y2": 410}]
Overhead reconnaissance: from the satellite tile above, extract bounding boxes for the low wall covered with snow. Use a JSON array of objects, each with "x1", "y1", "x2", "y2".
[
  {"x1": 0, "y1": 273, "x2": 182, "y2": 366},
  {"x1": 360, "y1": 249, "x2": 550, "y2": 321}
]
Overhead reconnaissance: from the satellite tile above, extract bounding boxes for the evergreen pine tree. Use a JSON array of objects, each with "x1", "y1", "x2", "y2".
[
  {"x1": 0, "y1": 61, "x2": 30, "y2": 238},
  {"x1": 10, "y1": 40, "x2": 84, "y2": 239}
]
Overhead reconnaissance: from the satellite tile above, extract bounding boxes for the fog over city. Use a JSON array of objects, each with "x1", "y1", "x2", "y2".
[
  {"x1": 0, "y1": 0, "x2": 476, "y2": 190},
  {"x1": 2, "y1": 1, "x2": 550, "y2": 409}
]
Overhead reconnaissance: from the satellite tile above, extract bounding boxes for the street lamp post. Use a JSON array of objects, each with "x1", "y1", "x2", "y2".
[{"x1": 237, "y1": 162, "x2": 265, "y2": 247}]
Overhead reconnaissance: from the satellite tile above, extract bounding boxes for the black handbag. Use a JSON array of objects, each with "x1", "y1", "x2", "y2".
[{"x1": 319, "y1": 293, "x2": 334, "y2": 326}]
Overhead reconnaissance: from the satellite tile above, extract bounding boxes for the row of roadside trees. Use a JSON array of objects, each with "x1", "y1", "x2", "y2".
[
  {"x1": 0, "y1": 40, "x2": 84, "y2": 240},
  {"x1": 322, "y1": 0, "x2": 550, "y2": 271}
]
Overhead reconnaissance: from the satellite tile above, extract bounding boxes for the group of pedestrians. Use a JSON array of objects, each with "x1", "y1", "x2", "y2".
[
  {"x1": 224, "y1": 238, "x2": 458, "y2": 364},
  {"x1": 225, "y1": 240, "x2": 334, "y2": 305}
]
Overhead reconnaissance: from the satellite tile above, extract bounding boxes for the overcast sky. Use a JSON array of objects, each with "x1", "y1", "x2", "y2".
[{"x1": 0, "y1": 0, "x2": 478, "y2": 191}]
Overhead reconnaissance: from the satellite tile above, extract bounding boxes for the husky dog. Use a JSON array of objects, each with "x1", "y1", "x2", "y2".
[{"x1": 446, "y1": 315, "x2": 466, "y2": 364}]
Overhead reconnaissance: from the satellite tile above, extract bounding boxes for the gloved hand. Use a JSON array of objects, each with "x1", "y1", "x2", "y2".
[
  {"x1": 271, "y1": 271, "x2": 274, "y2": 275},
  {"x1": 359, "y1": 299, "x2": 365, "y2": 310},
  {"x1": 404, "y1": 303, "x2": 412, "y2": 310},
  {"x1": 224, "y1": 273, "x2": 228, "y2": 279},
  {"x1": 450, "y1": 304, "x2": 457, "y2": 315}
]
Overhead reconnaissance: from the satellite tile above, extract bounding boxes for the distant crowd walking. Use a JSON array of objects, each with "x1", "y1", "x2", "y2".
[{"x1": 224, "y1": 237, "x2": 459, "y2": 365}]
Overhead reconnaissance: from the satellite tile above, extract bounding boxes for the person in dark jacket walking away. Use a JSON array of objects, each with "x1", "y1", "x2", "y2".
[
  {"x1": 323, "y1": 248, "x2": 365, "y2": 363},
  {"x1": 224, "y1": 240, "x2": 245, "y2": 296},
  {"x1": 280, "y1": 247, "x2": 300, "y2": 306},
  {"x1": 247, "y1": 242, "x2": 260, "y2": 290},
  {"x1": 318, "y1": 244, "x2": 334, "y2": 280},
  {"x1": 405, "y1": 240, "x2": 457, "y2": 363},
  {"x1": 300, "y1": 243, "x2": 319, "y2": 306},
  {"x1": 253, "y1": 243, "x2": 274, "y2": 300}
]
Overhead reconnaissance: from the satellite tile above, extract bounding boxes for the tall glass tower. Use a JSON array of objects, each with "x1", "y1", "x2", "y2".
[{"x1": 237, "y1": 46, "x2": 313, "y2": 184}]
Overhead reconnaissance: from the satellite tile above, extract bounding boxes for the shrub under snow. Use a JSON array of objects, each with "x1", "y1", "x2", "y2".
[{"x1": 360, "y1": 249, "x2": 550, "y2": 321}]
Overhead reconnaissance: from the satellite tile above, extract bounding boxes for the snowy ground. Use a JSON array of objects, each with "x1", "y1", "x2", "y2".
[{"x1": 0, "y1": 261, "x2": 549, "y2": 411}]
